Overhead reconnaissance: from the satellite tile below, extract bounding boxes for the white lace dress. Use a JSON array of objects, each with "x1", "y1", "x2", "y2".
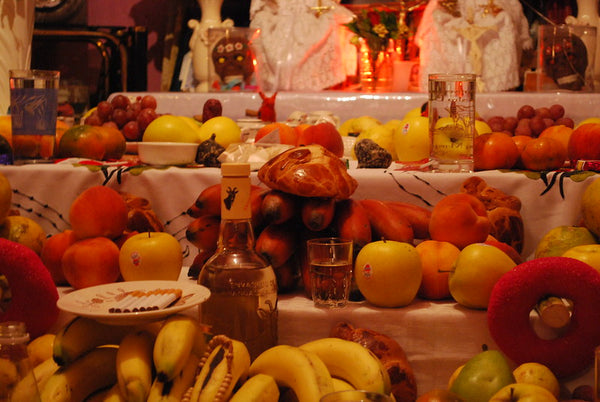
[{"x1": 414, "y1": 0, "x2": 532, "y2": 93}]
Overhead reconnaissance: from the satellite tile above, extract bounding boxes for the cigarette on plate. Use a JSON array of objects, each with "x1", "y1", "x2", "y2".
[{"x1": 109, "y1": 288, "x2": 183, "y2": 313}]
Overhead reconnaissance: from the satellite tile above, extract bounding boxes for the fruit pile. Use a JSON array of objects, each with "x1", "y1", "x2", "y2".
[
  {"x1": 26, "y1": 315, "x2": 412, "y2": 401},
  {"x1": 83, "y1": 94, "x2": 159, "y2": 142}
]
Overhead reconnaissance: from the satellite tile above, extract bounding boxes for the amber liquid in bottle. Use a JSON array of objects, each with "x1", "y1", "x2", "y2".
[{"x1": 198, "y1": 163, "x2": 278, "y2": 360}]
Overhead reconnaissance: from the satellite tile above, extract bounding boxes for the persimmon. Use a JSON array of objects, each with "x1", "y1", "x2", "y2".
[
  {"x1": 520, "y1": 136, "x2": 567, "y2": 171},
  {"x1": 512, "y1": 135, "x2": 533, "y2": 169},
  {"x1": 473, "y1": 132, "x2": 519, "y2": 171},
  {"x1": 297, "y1": 122, "x2": 344, "y2": 157}
]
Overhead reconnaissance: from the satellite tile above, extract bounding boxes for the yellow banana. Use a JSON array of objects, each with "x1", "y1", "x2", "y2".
[
  {"x1": 332, "y1": 377, "x2": 355, "y2": 392},
  {"x1": 300, "y1": 337, "x2": 391, "y2": 395},
  {"x1": 84, "y1": 383, "x2": 126, "y2": 402},
  {"x1": 229, "y1": 373, "x2": 279, "y2": 402},
  {"x1": 40, "y1": 346, "x2": 118, "y2": 402},
  {"x1": 186, "y1": 334, "x2": 251, "y2": 402},
  {"x1": 12, "y1": 357, "x2": 60, "y2": 401},
  {"x1": 0, "y1": 357, "x2": 19, "y2": 395},
  {"x1": 248, "y1": 344, "x2": 334, "y2": 402},
  {"x1": 53, "y1": 316, "x2": 131, "y2": 366},
  {"x1": 116, "y1": 330, "x2": 155, "y2": 402},
  {"x1": 153, "y1": 314, "x2": 203, "y2": 382},
  {"x1": 27, "y1": 333, "x2": 56, "y2": 367},
  {"x1": 147, "y1": 354, "x2": 200, "y2": 402}
]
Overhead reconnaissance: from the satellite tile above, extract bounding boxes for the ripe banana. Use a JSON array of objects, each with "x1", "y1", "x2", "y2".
[
  {"x1": 27, "y1": 333, "x2": 56, "y2": 367},
  {"x1": 359, "y1": 199, "x2": 414, "y2": 243},
  {"x1": 0, "y1": 357, "x2": 18, "y2": 395},
  {"x1": 255, "y1": 222, "x2": 298, "y2": 267},
  {"x1": 153, "y1": 314, "x2": 204, "y2": 382},
  {"x1": 147, "y1": 353, "x2": 200, "y2": 402},
  {"x1": 332, "y1": 377, "x2": 355, "y2": 392},
  {"x1": 191, "y1": 184, "x2": 221, "y2": 218},
  {"x1": 248, "y1": 344, "x2": 334, "y2": 402},
  {"x1": 261, "y1": 189, "x2": 299, "y2": 224},
  {"x1": 85, "y1": 383, "x2": 126, "y2": 402},
  {"x1": 229, "y1": 373, "x2": 279, "y2": 402},
  {"x1": 299, "y1": 337, "x2": 391, "y2": 395},
  {"x1": 301, "y1": 197, "x2": 336, "y2": 231},
  {"x1": 333, "y1": 198, "x2": 372, "y2": 249},
  {"x1": 186, "y1": 214, "x2": 220, "y2": 252},
  {"x1": 11, "y1": 357, "x2": 60, "y2": 401},
  {"x1": 186, "y1": 334, "x2": 251, "y2": 402},
  {"x1": 40, "y1": 346, "x2": 118, "y2": 402},
  {"x1": 116, "y1": 330, "x2": 155, "y2": 402},
  {"x1": 53, "y1": 316, "x2": 131, "y2": 366}
]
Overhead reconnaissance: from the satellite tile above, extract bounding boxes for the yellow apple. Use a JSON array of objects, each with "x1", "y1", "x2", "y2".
[
  {"x1": 179, "y1": 115, "x2": 204, "y2": 137},
  {"x1": 562, "y1": 244, "x2": 600, "y2": 272},
  {"x1": 489, "y1": 383, "x2": 558, "y2": 402},
  {"x1": 402, "y1": 106, "x2": 424, "y2": 120},
  {"x1": 512, "y1": 362, "x2": 560, "y2": 399},
  {"x1": 393, "y1": 116, "x2": 430, "y2": 162},
  {"x1": 119, "y1": 232, "x2": 183, "y2": 281},
  {"x1": 142, "y1": 115, "x2": 200, "y2": 143},
  {"x1": 475, "y1": 120, "x2": 492, "y2": 136},
  {"x1": 354, "y1": 240, "x2": 422, "y2": 307},
  {"x1": 196, "y1": 116, "x2": 242, "y2": 147},
  {"x1": 449, "y1": 243, "x2": 516, "y2": 309},
  {"x1": 432, "y1": 117, "x2": 473, "y2": 160},
  {"x1": 575, "y1": 117, "x2": 600, "y2": 129},
  {"x1": 338, "y1": 116, "x2": 381, "y2": 136}
]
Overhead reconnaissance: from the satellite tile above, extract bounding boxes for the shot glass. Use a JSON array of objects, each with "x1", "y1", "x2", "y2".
[
  {"x1": 9, "y1": 69, "x2": 60, "y2": 164},
  {"x1": 320, "y1": 390, "x2": 394, "y2": 402},
  {"x1": 428, "y1": 73, "x2": 476, "y2": 172},
  {"x1": 307, "y1": 237, "x2": 353, "y2": 308}
]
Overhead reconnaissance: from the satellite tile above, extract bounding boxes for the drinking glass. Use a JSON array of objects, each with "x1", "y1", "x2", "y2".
[
  {"x1": 428, "y1": 73, "x2": 476, "y2": 172},
  {"x1": 307, "y1": 237, "x2": 353, "y2": 308},
  {"x1": 9, "y1": 69, "x2": 60, "y2": 164}
]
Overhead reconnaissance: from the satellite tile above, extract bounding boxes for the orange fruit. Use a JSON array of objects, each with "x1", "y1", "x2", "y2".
[
  {"x1": 96, "y1": 125, "x2": 126, "y2": 160},
  {"x1": 538, "y1": 124, "x2": 573, "y2": 155},
  {"x1": 40, "y1": 229, "x2": 77, "y2": 285},
  {"x1": 255, "y1": 122, "x2": 297, "y2": 145},
  {"x1": 520, "y1": 136, "x2": 567, "y2": 171},
  {"x1": 69, "y1": 185, "x2": 129, "y2": 240},
  {"x1": 58, "y1": 125, "x2": 106, "y2": 160},
  {"x1": 0, "y1": 215, "x2": 47, "y2": 255}
]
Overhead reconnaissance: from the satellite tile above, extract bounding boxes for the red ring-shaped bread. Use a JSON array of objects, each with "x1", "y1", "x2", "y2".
[
  {"x1": 487, "y1": 256, "x2": 600, "y2": 378},
  {"x1": 0, "y1": 238, "x2": 59, "y2": 338}
]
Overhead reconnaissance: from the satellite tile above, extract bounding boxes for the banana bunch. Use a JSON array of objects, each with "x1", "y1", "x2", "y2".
[{"x1": 227, "y1": 337, "x2": 393, "y2": 402}]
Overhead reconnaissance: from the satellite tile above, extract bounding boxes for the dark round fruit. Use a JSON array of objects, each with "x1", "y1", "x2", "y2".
[
  {"x1": 110, "y1": 94, "x2": 131, "y2": 110},
  {"x1": 517, "y1": 105, "x2": 535, "y2": 120},
  {"x1": 549, "y1": 104, "x2": 565, "y2": 120}
]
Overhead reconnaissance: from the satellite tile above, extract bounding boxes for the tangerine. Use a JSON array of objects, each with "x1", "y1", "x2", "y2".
[
  {"x1": 58, "y1": 125, "x2": 106, "y2": 160},
  {"x1": 520, "y1": 136, "x2": 567, "y2": 171},
  {"x1": 255, "y1": 122, "x2": 297, "y2": 145}
]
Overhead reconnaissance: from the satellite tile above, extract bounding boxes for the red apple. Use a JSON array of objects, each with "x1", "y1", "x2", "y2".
[
  {"x1": 484, "y1": 237, "x2": 523, "y2": 265},
  {"x1": 568, "y1": 123, "x2": 600, "y2": 163}
]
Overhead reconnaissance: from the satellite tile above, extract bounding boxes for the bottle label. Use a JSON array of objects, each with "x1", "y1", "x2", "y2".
[{"x1": 221, "y1": 176, "x2": 251, "y2": 220}]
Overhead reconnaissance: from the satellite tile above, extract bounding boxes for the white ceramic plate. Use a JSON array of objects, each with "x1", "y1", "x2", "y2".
[{"x1": 57, "y1": 280, "x2": 210, "y2": 325}]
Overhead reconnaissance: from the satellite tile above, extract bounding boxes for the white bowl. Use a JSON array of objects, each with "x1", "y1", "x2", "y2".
[{"x1": 138, "y1": 142, "x2": 199, "y2": 165}]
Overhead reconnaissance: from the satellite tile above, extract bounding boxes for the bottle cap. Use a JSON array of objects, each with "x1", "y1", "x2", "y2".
[{"x1": 221, "y1": 163, "x2": 251, "y2": 177}]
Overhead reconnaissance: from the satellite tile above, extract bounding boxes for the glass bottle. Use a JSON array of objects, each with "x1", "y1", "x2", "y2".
[
  {"x1": 0, "y1": 321, "x2": 41, "y2": 402},
  {"x1": 198, "y1": 163, "x2": 278, "y2": 360}
]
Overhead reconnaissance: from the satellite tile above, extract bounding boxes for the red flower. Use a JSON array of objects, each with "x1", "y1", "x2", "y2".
[{"x1": 367, "y1": 11, "x2": 380, "y2": 26}]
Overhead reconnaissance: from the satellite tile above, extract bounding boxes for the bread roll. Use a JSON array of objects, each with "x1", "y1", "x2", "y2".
[
  {"x1": 257, "y1": 145, "x2": 358, "y2": 200},
  {"x1": 330, "y1": 322, "x2": 417, "y2": 402}
]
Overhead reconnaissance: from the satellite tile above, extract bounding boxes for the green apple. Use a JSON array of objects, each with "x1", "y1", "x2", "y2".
[
  {"x1": 582, "y1": 177, "x2": 600, "y2": 237},
  {"x1": 338, "y1": 116, "x2": 381, "y2": 136},
  {"x1": 142, "y1": 115, "x2": 200, "y2": 143},
  {"x1": 449, "y1": 243, "x2": 516, "y2": 309},
  {"x1": 534, "y1": 225, "x2": 597, "y2": 259},
  {"x1": 450, "y1": 349, "x2": 515, "y2": 402},
  {"x1": 562, "y1": 244, "x2": 600, "y2": 272},
  {"x1": 393, "y1": 116, "x2": 430, "y2": 162},
  {"x1": 512, "y1": 362, "x2": 560, "y2": 399},
  {"x1": 0, "y1": 173, "x2": 11, "y2": 225},
  {"x1": 119, "y1": 232, "x2": 183, "y2": 281},
  {"x1": 488, "y1": 383, "x2": 558, "y2": 402},
  {"x1": 354, "y1": 240, "x2": 422, "y2": 307},
  {"x1": 196, "y1": 116, "x2": 242, "y2": 148},
  {"x1": 355, "y1": 124, "x2": 397, "y2": 160}
]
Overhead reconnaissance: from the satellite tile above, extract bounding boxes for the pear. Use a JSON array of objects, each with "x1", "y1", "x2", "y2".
[{"x1": 450, "y1": 348, "x2": 515, "y2": 402}]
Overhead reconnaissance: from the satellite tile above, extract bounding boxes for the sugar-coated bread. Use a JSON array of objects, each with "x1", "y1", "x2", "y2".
[
  {"x1": 330, "y1": 321, "x2": 417, "y2": 402},
  {"x1": 258, "y1": 145, "x2": 358, "y2": 200}
]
